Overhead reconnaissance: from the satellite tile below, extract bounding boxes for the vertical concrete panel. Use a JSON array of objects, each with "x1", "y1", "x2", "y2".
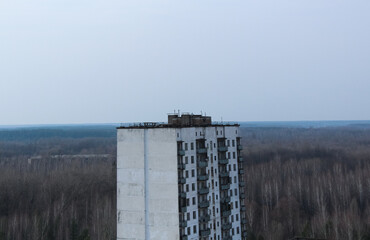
[
  {"x1": 117, "y1": 128, "x2": 179, "y2": 240},
  {"x1": 147, "y1": 128, "x2": 179, "y2": 240},
  {"x1": 117, "y1": 129, "x2": 146, "y2": 240}
]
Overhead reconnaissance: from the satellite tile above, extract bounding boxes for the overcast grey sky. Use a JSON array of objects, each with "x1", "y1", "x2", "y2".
[{"x1": 0, "y1": 0, "x2": 369, "y2": 125}]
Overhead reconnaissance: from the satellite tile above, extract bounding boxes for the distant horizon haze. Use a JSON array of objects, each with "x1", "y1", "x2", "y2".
[
  {"x1": 1, "y1": 0, "x2": 369, "y2": 125},
  {"x1": 1, "y1": 119, "x2": 370, "y2": 129}
]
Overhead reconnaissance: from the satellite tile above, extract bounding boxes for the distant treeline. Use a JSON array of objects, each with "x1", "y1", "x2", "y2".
[{"x1": 0, "y1": 125, "x2": 117, "y2": 142}]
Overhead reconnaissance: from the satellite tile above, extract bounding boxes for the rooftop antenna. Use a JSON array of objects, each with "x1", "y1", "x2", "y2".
[
  {"x1": 201, "y1": 110, "x2": 203, "y2": 115},
  {"x1": 221, "y1": 117, "x2": 223, "y2": 123}
]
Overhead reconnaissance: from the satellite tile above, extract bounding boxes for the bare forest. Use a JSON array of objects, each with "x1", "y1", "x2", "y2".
[
  {"x1": 0, "y1": 125, "x2": 369, "y2": 240},
  {"x1": 0, "y1": 128, "x2": 116, "y2": 240},
  {"x1": 241, "y1": 126, "x2": 370, "y2": 240}
]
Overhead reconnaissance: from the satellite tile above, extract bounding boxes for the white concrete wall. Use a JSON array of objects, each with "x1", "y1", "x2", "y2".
[
  {"x1": 117, "y1": 128, "x2": 179, "y2": 240},
  {"x1": 117, "y1": 129, "x2": 146, "y2": 240},
  {"x1": 147, "y1": 128, "x2": 180, "y2": 240}
]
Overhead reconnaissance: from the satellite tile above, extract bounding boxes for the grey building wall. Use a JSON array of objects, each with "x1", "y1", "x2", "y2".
[
  {"x1": 117, "y1": 128, "x2": 180, "y2": 240},
  {"x1": 117, "y1": 122, "x2": 245, "y2": 240}
]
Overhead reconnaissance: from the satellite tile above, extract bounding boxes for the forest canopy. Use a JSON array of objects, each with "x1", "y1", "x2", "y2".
[{"x1": 0, "y1": 124, "x2": 369, "y2": 240}]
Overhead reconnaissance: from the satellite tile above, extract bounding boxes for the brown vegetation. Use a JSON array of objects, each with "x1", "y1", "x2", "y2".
[
  {"x1": 241, "y1": 127, "x2": 370, "y2": 240},
  {"x1": 0, "y1": 137, "x2": 116, "y2": 240},
  {"x1": 0, "y1": 126, "x2": 369, "y2": 240}
]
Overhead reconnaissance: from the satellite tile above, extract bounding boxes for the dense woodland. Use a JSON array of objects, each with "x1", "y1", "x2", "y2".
[
  {"x1": 241, "y1": 127, "x2": 370, "y2": 240},
  {"x1": 0, "y1": 129, "x2": 116, "y2": 240},
  {"x1": 0, "y1": 125, "x2": 369, "y2": 239}
]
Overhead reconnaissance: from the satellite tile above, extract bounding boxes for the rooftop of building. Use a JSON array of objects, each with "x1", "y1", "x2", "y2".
[{"x1": 117, "y1": 113, "x2": 239, "y2": 129}]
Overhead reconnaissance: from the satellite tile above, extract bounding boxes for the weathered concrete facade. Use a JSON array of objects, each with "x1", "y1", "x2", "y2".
[
  {"x1": 117, "y1": 128, "x2": 179, "y2": 240},
  {"x1": 117, "y1": 113, "x2": 246, "y2": 240}
]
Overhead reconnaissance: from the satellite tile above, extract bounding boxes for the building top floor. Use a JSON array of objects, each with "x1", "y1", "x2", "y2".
[{"x1": 117, "y1": 113, "x2": 239, "y2": 129}]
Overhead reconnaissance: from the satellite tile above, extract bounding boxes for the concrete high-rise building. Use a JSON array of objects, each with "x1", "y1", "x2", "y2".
[{"x1": 117, "y1": 113, "x2": 246, "y2": 240}]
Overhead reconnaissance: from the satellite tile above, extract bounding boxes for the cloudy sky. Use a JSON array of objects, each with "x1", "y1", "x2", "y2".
[{"x1": 0, "y1": 0, "x2": 369, "y2": 125}]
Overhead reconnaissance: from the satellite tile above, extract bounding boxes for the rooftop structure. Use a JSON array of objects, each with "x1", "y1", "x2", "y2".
[{"x1": 117, "y1": 113, "x2": 239, "y2": 129}]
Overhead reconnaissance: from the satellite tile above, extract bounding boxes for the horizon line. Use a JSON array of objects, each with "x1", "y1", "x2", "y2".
[{"x1": 1, "y1": 119, "x2": 370, "y2": 129}]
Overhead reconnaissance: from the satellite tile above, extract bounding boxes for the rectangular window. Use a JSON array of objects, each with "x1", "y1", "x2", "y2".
[
  {"x1": 187, "y1": 227, "x2": 190, "y2": 235},
  {"x1": 232, "y1": 140, "x2": 235, "y2": 147},
  {"x1": 185, "y1": 156, "x2": 188, "y2": 164},
  {"x1": 185, "y1": 143, "x2": 188, "y2": 150},
  {"x1": 236, "y1": 214, "x2": 239, "y2": 221},
  {"x1": 192, "y1": 197, "x2": 196, "y2": 205},
  {"x1": 191, "y1": 156, "x2": 194, "y2": 164},
  {"x1": 193, "y1": 211, "x2": 196, "y2": 219},
  {"x1": 186, "y1": 198, "x2": 190, "y2": 206},
  {"x1": 186, "y1": 184, "x2": 189, "y2": 192},
  {"x1": 192, "y1": 170, "x2": 195, "y2": 177},
  {"x1": 233, "y1": 164, "x2": 236, "y2": 171},
  {"x1": 186, "y1": 171, "x2": 189, "y2": 178},
  {"x1": 233, "y1": 152, "x2": 236, "y2": 159},
  {"x1": 234, "y1": 188, "x2": 237, "y2": 195},
  {"x1": 237, "y1": 227, "x2": 240, "y2": 234},
  {"x1": 235, "y1": 201, "x2": 239, "y2": 208},
  {"x1": 191, "y1": 142, "x2": 194, "y2": 150},
  {"x1": 192, "y1": 183, "x2": 195, "y2": 191},
  {"x1": 227, "y1": 140, "x2": 230, "y2": 146},
  {"x1": 228, "y1": 152, "x2": 231, "y2": 159}
]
